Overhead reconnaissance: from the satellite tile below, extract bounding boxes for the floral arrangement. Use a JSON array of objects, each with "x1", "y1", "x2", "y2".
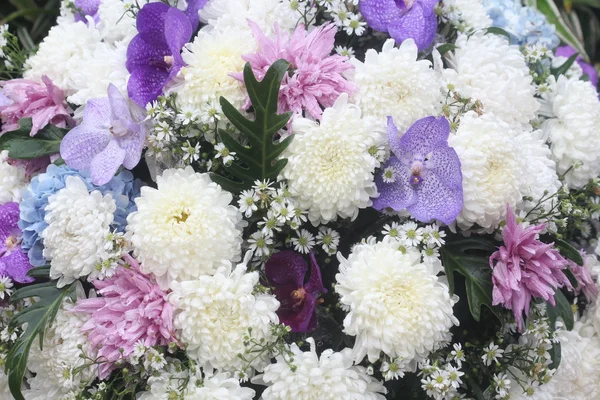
[{"x1": 0, "y1": 0, "x2": 599, "y2": 399}]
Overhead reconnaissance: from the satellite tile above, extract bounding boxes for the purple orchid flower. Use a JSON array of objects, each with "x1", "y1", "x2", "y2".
[
  {"x1": 0, "y1": 202, "x2": 33, "y2": 283},
  {"x1": 265, "y1": 251, "x2": 327, "y2": 333},
  {"x1": 60, "y1": 84, "x2": 147, "y2": 186},
  {"x1": 373, "y1": 116, "x2": 463, "y2": 225},
  {"x1": 555, "y1": 45, "x2": 598, "y2": 90},
  {"x1": 359, "y1": 0, "x2": 439, "y2": 51},
  {"x1": 126, "y1": 3, "x2": 193, "y2": 107},
  {"x1": 73, "y1": 0, "x2": 101, "y2": 24}
]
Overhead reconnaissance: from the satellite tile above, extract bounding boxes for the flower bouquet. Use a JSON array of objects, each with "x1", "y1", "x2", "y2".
[{"x1": 0, "y1": 0, "x2": 600, "y2": 399}]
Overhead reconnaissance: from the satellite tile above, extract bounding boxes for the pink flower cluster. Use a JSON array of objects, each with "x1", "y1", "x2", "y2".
[
  {"x1": 490, "y1": 206, "x2": 572, "y2": 331},
  {"x1": 0, "y1": 76, "x2": 72, "y2": 136},
  {"x1": 237, "y1": 21, "x2": 356, "y2": 120},
  {"x1": 75, "y1": 255, "x2": 175, "y2": 379}
]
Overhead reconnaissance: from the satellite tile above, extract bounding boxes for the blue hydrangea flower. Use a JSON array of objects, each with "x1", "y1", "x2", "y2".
[
  {"x1": 483, "y1": 0, "x2": 560, "y2": 49},
  {"x1": 19, "y1": 164, "x2": 142, "y2": 266}
]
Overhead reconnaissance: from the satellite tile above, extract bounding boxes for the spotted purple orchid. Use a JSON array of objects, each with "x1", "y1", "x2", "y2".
[
  {"x1": 265, "y1": 251, "x2": 327, "y2": 333},
  {"x1": 373, "y1": 116, "x2": 463, "y2": 225},
  {"x1": 60, "y1": 84, "x2": 147, "y2": 186},
  {"x1": 359, "y1": 0, "x2": 438, "y2": 51},
  {"x1": 0, "y1": 202, "x2": 33, "y2": 283}
]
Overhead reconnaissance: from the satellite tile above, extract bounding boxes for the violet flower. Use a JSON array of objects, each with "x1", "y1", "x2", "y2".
[
  {"x1": 73, "y1": 0, "x2": 101, "y2": 24},
  {"x1": 555, "y1": 45, "x2": 598, "y2": 89},
  {"x1": 360, "y1": 0, "x2": 439, "y2": 51},
  {"x1": 126, "y1": 2, "x2": 193, "y2": 106},
  {"x1": 265, "y1": 250, "x2": 327, "y2": 332},
  {"x1": 74, "y1": 254, "x2": 176, "y2": 379},
  {"x1": 373, "y1": 116, "x2": 463, "y2": 225},
  {"x1": 0, "y1": 75, "x2": 73, "y2": 136},
  {"x1": 0, "y1": 202, "x2": 33, "y2": 283},
  {"x1": 60, "y1": 84, "x2": 147, "y2": 186},
  {"x1": 490, "y1": 206, "x2": 572, "y2": 331},
  {"x1": 568, "y1": 253, "x2": 598, "y2": 303}
]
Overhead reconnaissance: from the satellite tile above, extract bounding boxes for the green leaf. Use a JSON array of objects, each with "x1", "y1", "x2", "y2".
[
  {"x1": 572, "y1": 0, "x2": 600, "y2": 8},
  {"x1": 6, "y1": 282, "x2": 75, "y2": 400},
  {"x1": 0, "y1": 118, "x2": 67, "y2": 159},
  {"x1": 26, "y1": 266, "x2": 51, "y2": 279},
  {"x1": 546, "y1": 289, "x2": 574, "y2": 331},
  {"x1": 550, "y1": 53, "x2": 580, "y2": 77},
  {"x1": 440, "y1": 238, "x2": 500, "y2": 322},
  {"x1": 534, "y1": 0, "x2": 590, "y2": 61},
  {"x1": 210, "y1": 59, "x2": 293, "y2": 194},
  {"x1": 436, "y1": 43, "x2": 458, "y2": 55},
  {"x1": 554, "y1": 238, "x2": 584, "y2": 266},
  {"x1": 486, "y1": 26, "x2": 512, "y2": 40}
]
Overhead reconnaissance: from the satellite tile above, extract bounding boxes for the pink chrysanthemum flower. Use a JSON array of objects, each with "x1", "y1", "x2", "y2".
[
  {"x1": 236, "y1": 21, "x2": 356, "y2": 120},
  {"x1": 569, "y1": 253, "x2": 598, "y2": 303},
  {"x1": 74, "y1": 254, "x2": 176, "y2": 379},
  {"x1": 490, "y1": 206, "x2": 572, "y2": 331}
]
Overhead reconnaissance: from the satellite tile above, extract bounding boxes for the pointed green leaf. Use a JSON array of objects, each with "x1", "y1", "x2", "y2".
[
  {"x1": 546, "y1": 289, "x2": 574, "y2": 331},
  {"x1": 554, "y1": 238, "x2": 584, "y2": 266},
  {"x1": 486, "y1": 27, "x2": 512, "y2": 40},
  {"x1": 0, "y1": 118, "x2": 68, "y2": 159},
  {"x1": 551, "y1": 53, "x2": 580, "y2": 77}
]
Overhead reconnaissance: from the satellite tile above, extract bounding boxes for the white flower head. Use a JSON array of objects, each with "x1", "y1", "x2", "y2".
[
  {"x1": 335, "y1": 238, "x2": 458, "y2": 364},
  {"x1": 126, "y1": 167, "x2": 243, "y2": 289},
  {"x1": 281, "y1": 94, "x2": 381, "y2": 225},
  {"x1": 0, "y1": 150, "x2": 27, "y2": 204}
]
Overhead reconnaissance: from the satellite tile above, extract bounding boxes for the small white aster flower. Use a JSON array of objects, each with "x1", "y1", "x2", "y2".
[
  {"x1": 482, "y1": 343, "x2": 504, "y2": 366},
  {"x1": 445, "y1": 365, "x2": 464, "y2": 389},
  {"x1": 247, "y1": 231, "x2": 273, "y2": 258},
  {"x1": 0, "y1": 276, "x2": 13, "y2": 300},
  {"x1": 450, "y1": 343, "x2": 465, "y2": 367},
  {"x1": 335, "y1": 45, "x2": 355, "y2": 58},
  {"x1": 214, "y1": 142, "x2": 236, "y2": 165},
  {"x1": 493, "y1": 372, "x2": 511, "y2": 399},
  {"x1": 316, "y1": 227, "x2": 340, "y2": 253},
  {"x1": 238, "y1": 189, "x2": 260, "y2": 217},
  {"x1": 382, "y1": 222, "x2": 402, "y2": 240},
  {"x1": 343, "y1": 14, "x2": 366, "y2": 35},
  {"x1": 291, "y1": 229, "x2": 316, "y2": 254},
  {"x1": 399, "y1": 221, "x2": 423, "y2": 247},
  {"x1": 421, "y1": 245, "x2": 440, "y2": 264},
  {"x1": 380, "y1": 359, "x2": 405, "y2": 381},
  {"x1": 271, "y1": 202, "x2": 295, "y2": 223},
  {"x1": 381, "y1": 166, "x2": 397, "y2": 184},
  {"x1": 258, "y1": 211, "x2": 283, "y2": 237}
]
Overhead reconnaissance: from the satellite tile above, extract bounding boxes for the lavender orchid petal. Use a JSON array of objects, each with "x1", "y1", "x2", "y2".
[
  {"x1": 427, "y1": 145, "x2": 463, "y2": 189},
  {"x1": 0, "y1": 202, "x2": 33, "y2": 283},
  {"x1": 83, "y1": 98, "x2": 112, "y2": 128},
  {"x1": 388, "y1": 1, "x2": 437, "y2": 51},
  {"x1": 60, "y1": 126, "x2": 111, "y2": 170},
  {"x1": 117, "y1": 129, "x2": 146, "y2": 170},
  {"x1": 0, "y1": 202, "x2": 19, "y2": 243},
  {"x1": 90, "y1": 140, "x2": 126, "y2": 186},
  {"x1": 0, "y1": 249, "x2": 34, "y2": 283},
  {"x1": 398, "y1": 116, "x2": 450, "y2": 158},
  {"x1": 73, "y1": 0, "x2": 101, "y2": 23},
  {"x1": 107, "y1": 84, "x2": 131, "y2": 123},
  {"x1": 136, "y1": 2, "x2": 170, "y2": 44},
  {"x1": 125, "y1": 35, "x2": 170, "y2": 70},
  {"x1": 185, "y1": 0, "x2": 209, "y2": 31},
  {"x1": 360, "y1": 0, "x2": 405, "y2": 31},
  {"x1": 387, "y1": 116, "x2": 403, "y2": 156},
  {"x1": 127, "y1": 65, "x2": 171, "y2": 107},
  {"x1": 372, "y1": 156, "x2": 415, "y2": 211},
  {"x1": 408, "y1": 169, "x2": 463, "y2": 224},
  {"x1": 164, "y1": 8, "x2": 192, "y2": 67},
  {"x1": 265, "y1": 250, "x2": 307, "y2": 287}
]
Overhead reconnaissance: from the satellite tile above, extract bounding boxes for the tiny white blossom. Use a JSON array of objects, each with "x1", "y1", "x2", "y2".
[
  {"x1": 343, "y1": 14, "x2": 366, "y2": 35},
  {"x1": 450, "y1": 343, "x2": 465, "y2": 367},
  {"x1": 335, "y1": 45, "x2": 355, "y2": 58},
  {"x1": 482, "y1": 343, "x2": 504, "y2": 366},
  {"x1": 248, "y1": 231, "x2": 274, "y2": 258},
  {"x1": 399, "y1": 221, "x2": 423, "y2": 247},
  {"x1": 291, "y1": 229, "x2": 315, "y2": 254},
  {"x1": 214, "y1": 143, "x2": 236, "y2": 165},
  {"x1": 238, "y1": 189, "x2": 260, "y2": 217},
  {"x1": 493, "y1": 372, "x2": 511, "y2": 399},
  {"x1": 316, "y1": 227, "x2": 340, "y2": 254},
  {"x1": 0, "y1": 276, "x2": 13, "y2": 299},
  {"x1": 382, "y1": 166, "x2": 396, "y2": 183}
]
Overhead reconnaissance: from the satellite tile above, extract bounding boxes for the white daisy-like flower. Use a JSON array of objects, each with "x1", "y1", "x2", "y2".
[
  {"x1": 174, "y1": 28, "x2": 255, "y2": 120},
  {"x1": 257, "y1": 338, "x2": 387, "y2": 400},
  {"x1": 350, "y1": 39, "x2": 442, "y2": 131},
  {"x1": 24, "y1": 20, "x2": 103, "y2": 92},
  {"x1": 127, "y1": 167, "x2": 243, "y2": 289},
  {"x1": 542, "y1": 75, "x2": 600, "y2": 189},
  {"x1": 247, "y1": 231, "x2": 273, "y2": 257},
  {"x1": 440, "y1": 0, "x2": 492, "y2": 31},
  {"x1": 443, "y1": 32, "x2": 539, "y2": 130},
  {"x1": 291, "y1": 229, "x2": 315, "y2": 254},
  {"x1": 168, "y1": 258, "x2": 280, "y2": 373},
  {"x1": 0, "y1": 276, "x2": 13, "y2": 300},
  {"x1": 42, "y1": 176, "x2": 116, "y2": 288},
  {"x1": 449, "y1": 112, "x2": 525, "y2": 231},
  {"x1": 138, "y1": 367, "x2": 255, "y2": 400},
  {"x1": 335, "y1": 238, "x2": 458, "y2": 364},
  {"x1": 280, "y1": 94, "x2": 381, "y2": 225},
  {"x1": 0, "y1": 150, "x2": 27, "y2": 204},
  {"x1": 238, "y1": 189, "x2": 259, "y2": 217},
  {"x1": 26, "y1": 299, "x2": 96, "y2": 400}
]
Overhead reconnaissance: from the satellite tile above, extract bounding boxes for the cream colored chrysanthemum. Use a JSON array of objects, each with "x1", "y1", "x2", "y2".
[
  {"x1": 350, "y1": 38, "x2": 443, "y2": 131},
  {"x1": 335, "y1": 238, "x2": 458, "y2": 364},
  {"x1": 169, "y1": 260, "x2": 279, "y2": 373},
  {"x1": 42, "y1": 176, "x2": 116, "y2": 288},
  {"x1": 449, "y1": 112, "x2": 525, "y2": 231},
  {"x1": 26, "y1": 299, "x2": 96, "y2": 400},
  {"x1": 127, "y1": 167, "x2": 243, "y2": 289},
  {"x1": 0, "y1": 150, "x2": 27, "y2": 204},
  {"x1": 542, "y1": 75, "x2": 600, "y2": 189},
  {"x1": 97, "y1": 0, "x2": 138, "y2": 44},
  {"x1": 443, "y1": 32, "x2": 539, "y2": 130},
  {"x1": 280, "y1": 94, "x2": 381, "y2": 225},
  {"x1": 257, "y1": 338, "x2": 387, "y2": 400},
  {"x1": 174, "y1": 28, "x2": 255, "y2": 121},
  {"x1": 440, "y1": 0, "x2": 492, "y2": 31}
]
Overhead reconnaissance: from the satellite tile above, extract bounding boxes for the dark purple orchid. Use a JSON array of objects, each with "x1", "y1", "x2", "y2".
[
  {"x1": 373, "y1": 116, "x2": 463, "y2": 224},
  {"x1": 73, "y1": 0, "x2": 101, "y2": 24},
  {"x1": 359, "y1": 0, "x2": 438, "y2": 51},
  {"x1": 60, "y1": 84, "x2": 147, "y2": 186},
  {"x1": 0, "y1": 202, "x2": 33, "y2": 283},
  {"x1": 265, "y1": 251, "x2": 327, "y2": 332},
  {"x1": 555, "y1": 45, "x2": 598, "y2": 90},
  {"x1": 126, "y1": 3, "x2": 192, "y2": 107}
]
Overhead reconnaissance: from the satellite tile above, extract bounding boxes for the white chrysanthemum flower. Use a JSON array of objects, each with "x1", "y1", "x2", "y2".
[
  {"x1": 335, "y1": 238, "x2": 458, "y2": 364},
  {"x1": 350, "y1": 39, "x2": 442, "y2": 131},
  {"x1": 169, "y1": 259, "x2": 279, "y2": 373},
  {"x1": 24, "y1": 20, "x2": 103, "y2": 92},
  {"x1": 138, "y1": 367, "x2": 255, "y2": 400},
  {"x1": 26, "y1": 299, "x2": 96, "y2": 400},
  {"x1": 440, "y1": 0, "x2": 492, "y2": 31},
  {"x1": 127, "y1": 167, "x2": 243, "y2": 289},
  {"x1": 443, "y1": 32, "x2": 539, "y2": 130},
  {"x1": 0, "y1": 369, "x2": 11, "y2": 400},
  {"x1": 97, "y1": 0, "x2": 138, "y2": 43},
  {"x1": 0, "y1": 150, "x2": 27, "y2": 204},
  {"x1": 199, "y1": 0, "x2": 298, "y2": 35},
  {"x1": 542, "y1": 75, "x2": 600, "y2": 189},
  {"x1": 66, "y1": 40, "x2": 129, "y2": 105},
  {"x1": 449, "y1": 112, "x2": 525, "y2": 231},
  {"x1": 257, "y1": 338, "x2": 387, "y2": 400},
  {"x1": 174, "y1": 28, "x2": 254, "y2": 121},
  {"x1": 42, "y1": 176, "x2": 116, "y2": 288},
  {"x1": 280, "y1": 94, "x2": 381, "y2": 225}
]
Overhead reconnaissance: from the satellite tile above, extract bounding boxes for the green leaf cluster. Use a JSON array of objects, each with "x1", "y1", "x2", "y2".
[
  {"x1": 210, "y1": 59, "x2": 293, "y2": 194},
  {"x1": 0, "y1": 118, "x2": 67, "y2": 159},
  {"x1": 6, "y1": 281, "x2": 75, "y2": 400}
]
